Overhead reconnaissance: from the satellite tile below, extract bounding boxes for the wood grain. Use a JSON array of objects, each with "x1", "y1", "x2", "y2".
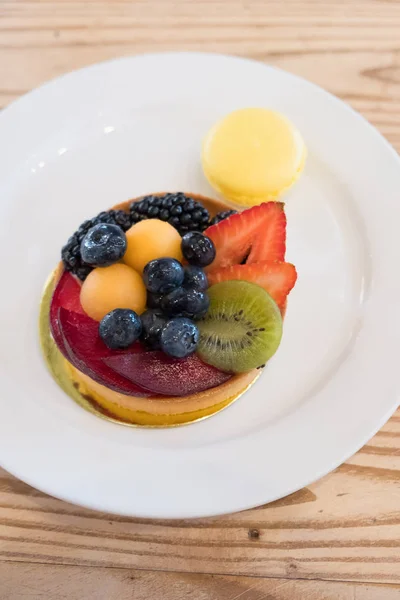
[
  {"x1": 0, "y1": 408, "x2": 399, "y2": 587},
  {"x1": 0, "y1": 0, "x2": 399, "y2": 598},
  {"x1": 1, "y1": 0, "x2": 400, "y2": 151},
  {"x1": 2, "y1": 563, "x2": 400, "y2": 600}
]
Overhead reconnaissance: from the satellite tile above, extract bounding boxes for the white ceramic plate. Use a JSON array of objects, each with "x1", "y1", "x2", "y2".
[{"x1": 0, "y1": 52, "x2": 399, "y2": 519}]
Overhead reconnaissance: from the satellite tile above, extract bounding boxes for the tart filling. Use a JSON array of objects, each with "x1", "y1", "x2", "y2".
[
  {"x1": 43, "y1": 109, "x2": 304, "y2": 426},
  {"x1": 43, "y1": 193, "x2": 297, "y2": 427}
]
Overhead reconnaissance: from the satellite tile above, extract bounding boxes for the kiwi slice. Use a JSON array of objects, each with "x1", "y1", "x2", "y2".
[{"x1": 197, "y1": 281, "x2": 283, "y2": 373}]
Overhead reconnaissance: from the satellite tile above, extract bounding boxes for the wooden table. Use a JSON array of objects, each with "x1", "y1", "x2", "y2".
[{"x1": 1, "y1": 1, "x2": 400, "y2": 598}]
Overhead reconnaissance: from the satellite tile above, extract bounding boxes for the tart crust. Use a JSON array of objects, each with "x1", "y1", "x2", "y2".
[{"x1": 41, "y1": 193, "x2": 261, "y2": 427}]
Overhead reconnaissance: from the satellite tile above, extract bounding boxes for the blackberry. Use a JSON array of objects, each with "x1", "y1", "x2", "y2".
[
  {"x1": 61, "y1": 209, "x2": 131, "y2": 280},
  {"x1": 209, "y1": 210, "x2": 237, "y2": 226},
  {"x1": 107, "y1": 210, "x2": 132, "y2": 232},
  {"x1": 129, "y1": 192, "x2": 210, "y2": 236}
]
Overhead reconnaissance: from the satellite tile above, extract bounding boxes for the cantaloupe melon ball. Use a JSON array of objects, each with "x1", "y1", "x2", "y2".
[
  {"x1": 80, "y1": 263, "x2": 146, "y2": 321},
  {"x1": 123, "y1": 219, "x2": 183, "y2": 273}
]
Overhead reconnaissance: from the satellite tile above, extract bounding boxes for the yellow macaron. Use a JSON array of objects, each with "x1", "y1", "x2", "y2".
[{"x1": 202, "y1": 108, "x2": 306, "y2": 206}]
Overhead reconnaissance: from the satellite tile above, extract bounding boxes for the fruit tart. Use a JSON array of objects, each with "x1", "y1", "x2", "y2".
[{"x1": 40, "y1": 192, "x2": 297, "y2": 426}]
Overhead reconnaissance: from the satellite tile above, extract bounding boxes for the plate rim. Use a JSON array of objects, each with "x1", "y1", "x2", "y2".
[{"x1": 0, "y1": 51, "x2": 399, "y2": 518}]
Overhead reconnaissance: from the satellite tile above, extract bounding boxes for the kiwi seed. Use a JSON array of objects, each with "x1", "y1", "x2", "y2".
[{"x1": 197, "y1": 280, "x2": 283, "y2": 373}]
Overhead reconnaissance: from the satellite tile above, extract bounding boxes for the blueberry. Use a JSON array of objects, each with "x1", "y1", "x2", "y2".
[
  {"x1": 181, "y1": 232, "x2": 216, "y2": 267},
  {"x1": 143, "y1": 258, "x2": 184, "y2": 294},
  {"x1": 147, "y1": 291, "x2": 164, "y2": 310},
  {"x1": 161, "y1": 287, "x2": 210, "y2": 320},
  {"x1": 140, "y1": 310, "x2": 168, "y2": 350},
  {"x1": 99, "y1": 309, "x2": 142, "y2": 350},
  {"x1": 80, "y1": 223, "x2": 126, "y2": 267},
  {"x1": 183, "y1": 265, "x2": 208, "y2": 291},
  {"x1": 160, "y1": 318, "x2": 199, "y2": 358}
]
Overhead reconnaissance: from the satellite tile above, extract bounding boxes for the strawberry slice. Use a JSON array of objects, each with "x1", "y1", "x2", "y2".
[
  {"x1": 249, "y1": 203, "x2": 287, "y2": 264},
  {"x1": 207, "y1": 262, "x2": 297, "y2": 309},
  {"x1": 205, "y1": 202, "x2": 286, "y2": 271}
]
